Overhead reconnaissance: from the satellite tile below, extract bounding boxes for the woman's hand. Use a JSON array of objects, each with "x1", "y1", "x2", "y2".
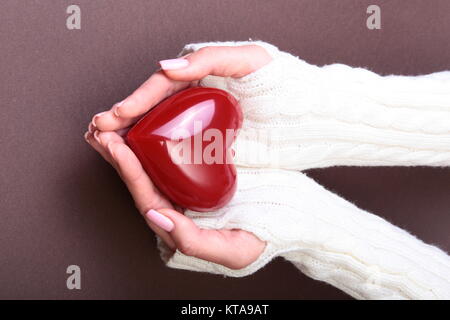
[
  {"x1": 89, "y1": 44, "x2": 271, "y2": 132},
  {"x1": 84, "y1": 44, "x2": 272, "y2": 270}
]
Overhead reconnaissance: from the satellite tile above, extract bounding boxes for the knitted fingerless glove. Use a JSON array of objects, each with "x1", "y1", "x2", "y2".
[
  {"x1": 158, "y1": 168, "x2": 450, "y2": 300},
  {"x1": 155, "y1": 41, "x2": 450, "y2": 299},
  {"x1": 179, "y1": 41, "x2": 450, "y2": 170}
]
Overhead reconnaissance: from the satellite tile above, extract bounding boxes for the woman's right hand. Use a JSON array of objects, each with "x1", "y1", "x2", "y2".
[{"x1": 85, "y1": 43, "x2": 273, "y2": 270}]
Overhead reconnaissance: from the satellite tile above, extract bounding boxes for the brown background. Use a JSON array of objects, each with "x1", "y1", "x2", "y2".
[{"x1": 1, "y1": 0, "x2": 449, "y2": 299}]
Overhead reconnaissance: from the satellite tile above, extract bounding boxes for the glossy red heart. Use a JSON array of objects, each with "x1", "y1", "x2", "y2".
[{"x1": 126, "y1": 87, "x2": 243, "y2": 212}]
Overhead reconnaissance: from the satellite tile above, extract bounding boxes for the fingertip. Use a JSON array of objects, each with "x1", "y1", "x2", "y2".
[
  {"x1": 83, "y1": 131, "x2": 90, "y2": 143},
  {"x1": 156, "y1": 208, "x2": 186, "y2": 223},
  {"x1": 96, "y1": 130, "x2": 125, "y2": 146},
  {"x1": 113, "y1": 98, "x2": 140, "y2": 119},
  {"x1": 93, "y1": 129, "x2": 101, "y2": 144},
  {"x1": 146, "y1": 209, "x2": 175, "y2": 232},
  {"x1": 163, "y1": 45, "x2": 272, "y2": 81},
  {"x1": 161, "y1": 57, "x2": 204, "y2": 81},
  {"x1": 112, "y1": 100, "x2": 125, "y2": 117},
  {"x1": 158, "y1": 56, "x2": 189, "y2": 81},
  {"x1": 88, "y1": 122, "x2": 96, "y2": 134},
  {"x1": 91, "y1": 111, "x2": 108, "y2": 127},
  {"x1": 85, "y1": 130, "x2": 98, "y2": 147},
  {"x1": 159, "y1": 58, "x2": 189, "y2": 71},
  {"x1": 92, "y1": 110, "x2": 117, "y2": 131}
]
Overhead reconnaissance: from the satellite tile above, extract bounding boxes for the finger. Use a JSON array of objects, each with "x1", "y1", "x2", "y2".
[
  {"x1": 143, "y1": 215, "x2": 176, "y2": 251},
  {"x1": 100, "y1": 138, "x2": 175, "y2": 249},
  {"x1": 160, "y1": 45, "x2": 272, "y2": 82},
  {"x1": 93, "y1": 130, "x2": 125, "y2": 170},
  {"x1": 92, "y1": 45, "x2": 270, "y2": 132},
  {"x1": 94, "y1": 129, "x2": 126, "y2": 146},
  {"x1": 93, "y1": 73, "x2": 190, "y2": 132},
  {"x1": 85, "y1": 130, "x2": 176, "y2": 250},
  {"x1": 150, "y1": 209, "x2": 266, "y2": 269},
  {"x1": 84, "y1": 130, "x2": 116, "y2": 168},
  {"x1": 86, "y1": 129, "x2": 175, "y2": 249},
  {"x1": 107, "y1": 141, "x2": 173, "y2": 212},
  {"x1": 115, "y1": 71, "x2": 191, "y2": 120},
  {"x1": 92, "y1": 110, "x2": 141, "y2": 132}
]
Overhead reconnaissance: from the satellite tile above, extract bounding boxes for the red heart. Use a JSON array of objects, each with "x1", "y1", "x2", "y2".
[{"x1": 126, "y1": 87, "x2": 243, "y2": 212}]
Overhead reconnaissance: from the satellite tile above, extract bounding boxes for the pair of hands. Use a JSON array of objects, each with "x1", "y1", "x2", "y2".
[{"x1": 85, "y1": 45, "x2": 272, "y2": 270}]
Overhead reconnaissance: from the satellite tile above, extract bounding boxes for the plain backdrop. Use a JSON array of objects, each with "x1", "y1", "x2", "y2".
[{"x1": 1, "y1": 0, "x2": 449, "y2": 299}]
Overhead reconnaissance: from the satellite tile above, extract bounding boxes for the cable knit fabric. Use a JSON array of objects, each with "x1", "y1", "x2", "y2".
[
  {"x1": 156, "y1": 41, "x2": 450, "y2": 300},
  {"x1": 180, "y1": 41, "x2": 450, "y2": 170},
  {"x1": 158, "y1": 168, "x2": 450, "y2": 299}
]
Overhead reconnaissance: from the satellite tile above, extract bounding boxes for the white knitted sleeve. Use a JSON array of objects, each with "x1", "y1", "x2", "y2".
[
  {"x1": 157, "y1": 168, "x2": 450, "y2": 300},
  {"x1": 180, "y1": 41, "x2": 450, "y2": 170}
]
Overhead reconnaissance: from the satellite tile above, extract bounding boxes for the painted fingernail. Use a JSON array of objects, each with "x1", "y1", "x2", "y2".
[
  {"x1": 88, "y1": 122, "x2": 96, "y2": 134},
  {"x1": 146, "y1": 209, "x2": 174, "y2": 232},
  {"x1": 93, "y1": 130, "x2": 101, "y2": 143},
  {"x1": 92, "y1": 111, "x2": 107, "y2": 127},
  {"x1": 113, "y1": 100, "x2": 125, "y2": 117},
  {"x1": 84, "y1": 131, "x2": 90, "y2": 143},
  {"x1": 159, "y1": 58, "x2": 189, "y2": 70}
]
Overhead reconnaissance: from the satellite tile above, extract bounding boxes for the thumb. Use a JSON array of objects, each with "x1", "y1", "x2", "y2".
[
  {"x1": 146, "y1": 208, "x2": 265, "y2": 269},
  {"x1": 159, "y1": 45, "x2": 272, "y2": 82},
  {"x1": 151, "y1": 208, "x2": 203, "y2": 257}
]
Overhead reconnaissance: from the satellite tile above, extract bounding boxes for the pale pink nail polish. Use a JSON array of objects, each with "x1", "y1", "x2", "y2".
[
  {"x1": 159, "y1": 58, "x2": 189, "y2": 70},
  {"x1": 146, "y1": 209, "x2": 174, "y2": 232},
  {"x1": 88, "y1": 122, "x2": 96, "y2": 134},
  {"x1": 92, "y1": 111, "x2": 107, "y2": 127},
  {"x1": 93, "y1": 130, "x2": 101, "y2": 143},
  {"x1": 84, "y1": 131, "x2": 90, "y2": 142},
  {"x1": 113, "y1": 100, "x2": 125, "y2": 117}
]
